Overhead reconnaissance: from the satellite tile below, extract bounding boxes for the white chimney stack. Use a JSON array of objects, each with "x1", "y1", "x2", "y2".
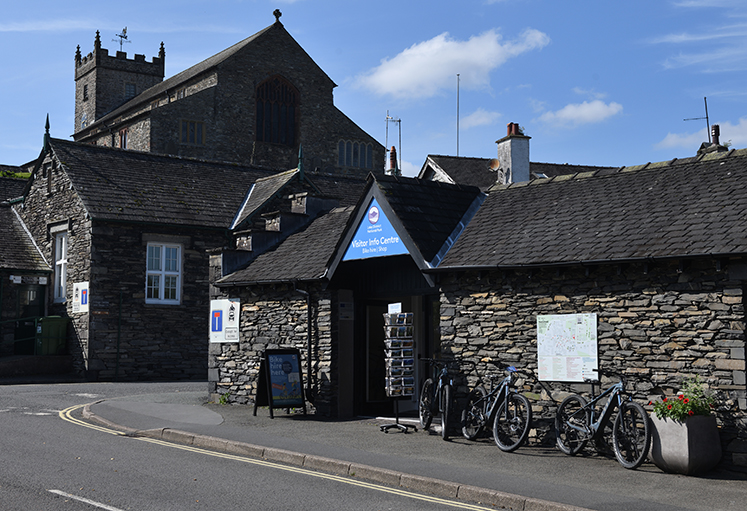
[{"x1": 495, "y1": 123, "x2": 530, "y2": 184}]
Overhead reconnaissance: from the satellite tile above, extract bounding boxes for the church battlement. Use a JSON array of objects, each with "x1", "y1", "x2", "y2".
[{"x1": 75, "y1": 31, "x2": 164, "y2": 80}]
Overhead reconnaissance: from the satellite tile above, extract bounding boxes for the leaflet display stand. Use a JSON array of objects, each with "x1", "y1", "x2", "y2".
[{"x1": 380, "y1": 312, "x2": 417, "y2": 433}]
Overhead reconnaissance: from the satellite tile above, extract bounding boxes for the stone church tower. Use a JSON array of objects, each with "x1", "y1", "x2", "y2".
[{"x1": 74, "y1": 31, "x2": 165, "y2": 134}]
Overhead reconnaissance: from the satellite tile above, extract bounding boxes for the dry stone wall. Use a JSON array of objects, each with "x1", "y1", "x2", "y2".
[
  {"x1": 438, "y1": 258, "x2": 747, "y2": 470},
  {"x1": 208, "y1": 284, "x2": 336, "y2": 415}
]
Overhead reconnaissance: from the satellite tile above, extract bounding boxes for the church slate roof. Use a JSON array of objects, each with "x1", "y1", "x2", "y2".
[
  {"x1": 48, "y1": 138, "x2": 270, "y2": 229},
  {"x1": 217, "y1": 206, "x2": 354, "y2": 285},
  {"x1": 88, "y1": 21, "x2": 333, "y2": 132},
  {"x1": 438, "y1": 148, "x2": 747, "y2": 269},
  {"x1": 0, "y1": 206, "x2": 48, "y2": 272}
]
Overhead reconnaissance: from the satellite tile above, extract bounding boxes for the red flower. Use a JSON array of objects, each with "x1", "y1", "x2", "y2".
[
  {"x1": 689, "y1": 410, "x2": 694, "y2": 416},
  {"x1": 667, "y1": 404, "x2": 673, "y2": 410},
  {"x1": 684, "y1": 398, "x2": 689, "y2": 404},
  {"x1": 663, "y1": 397, "x2": 668, "y2": 402},
  {"x1": 679, "y1": 395, "x2": 685, "y2": 400}
]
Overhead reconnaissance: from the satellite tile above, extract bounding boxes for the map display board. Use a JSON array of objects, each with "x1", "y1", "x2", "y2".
[{"x1": 537, "y1": 313, "x2": 598, "y2": 382}]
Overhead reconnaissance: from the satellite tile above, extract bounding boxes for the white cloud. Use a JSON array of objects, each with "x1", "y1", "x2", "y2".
[
  {"x1": 537, "y1": 100, "x2": 623, "y2": 126},
  {"x1": 656, "y1": 116, "x2": 747, "y2": 149},
  {"x1": 461, "y1": 108, "x2": 501, "y2": 130},
  {"x1": 355, "y1": 28, "x2": 549, "y2": 100}
]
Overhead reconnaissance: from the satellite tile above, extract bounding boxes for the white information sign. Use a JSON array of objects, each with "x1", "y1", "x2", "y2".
[
  {"x1": 537, "y1": 313, "x2": 598, "y2": 382},
  {"x1": 209, "y1": 299, "x2": 240, "y2": 343},
  {"x1": 72, "y1": 282, "x2": 90, "y2": 313}
]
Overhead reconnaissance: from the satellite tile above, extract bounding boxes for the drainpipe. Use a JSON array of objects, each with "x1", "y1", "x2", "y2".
[{"x1": 294, "y1": 284, "x2": 313, "y2": 402}]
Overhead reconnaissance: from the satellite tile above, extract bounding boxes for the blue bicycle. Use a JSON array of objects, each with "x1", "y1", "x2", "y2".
[{"x1": 419, "y1": 358, "x2": 455, "y2": 440}]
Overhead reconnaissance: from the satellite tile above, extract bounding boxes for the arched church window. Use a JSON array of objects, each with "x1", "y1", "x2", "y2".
[{"x1": 256, "y1": 76, "x2": 298, "y2": 146}]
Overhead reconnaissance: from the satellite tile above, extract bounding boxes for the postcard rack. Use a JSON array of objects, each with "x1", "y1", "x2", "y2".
[{"x1": 380, "y1": 312, "x2": 417, "y2": 433}]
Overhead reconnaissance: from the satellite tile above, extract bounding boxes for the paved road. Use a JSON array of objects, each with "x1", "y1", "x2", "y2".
[{"x1": 0, "y1": 382, "x2": 477, "y2": 510}]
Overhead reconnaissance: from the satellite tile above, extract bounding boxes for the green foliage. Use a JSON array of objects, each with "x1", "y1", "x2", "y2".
[
  {"x1": 651, "y1": 376, "x2": 714, "y2": 421},
  {"x1": 218, "y1": 392, "x2": 231, "y2": 405}
]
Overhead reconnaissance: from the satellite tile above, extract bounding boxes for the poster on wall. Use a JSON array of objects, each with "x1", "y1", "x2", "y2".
[
  {"x1": 209, "y1": 299, "x2": 240, "y2": 343},
  {"x1": 72, "y1": 282, "x2": 89, "y2": 313},
  {"x1": 537, "y1": 313, "x2": 598, "y2": 382},
  {"x1": 254, "y1": 348, "x2": 306, "y2": 418},
  {"x1": 342, "y1": 198, "x2": 408, "y2": 261}
]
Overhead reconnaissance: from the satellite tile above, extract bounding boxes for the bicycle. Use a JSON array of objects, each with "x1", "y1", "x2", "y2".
[
  {"x1": 555, "y1": 369, "x2": 651, "y2": 469},
  {"x1": 419, "y1": 357, "x2": 456, "y2": 440},
  {"x1": 461, "y1": 360, "x2": 533, "y2": 452}
]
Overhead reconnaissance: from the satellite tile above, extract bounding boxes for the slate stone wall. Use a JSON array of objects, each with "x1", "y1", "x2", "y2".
[
  {"x1": 17, "y1": 154, "x2": 228, "y2": 380},
  {"x1": 15, "y1": 156, "x2": 92, "y2": 372},
  {"x1": 208, "y1": 283, "x2": 337, "y2": 415},
  {"x1": 438, "y1": 258, "x2": 747, "y2": 471},
  {"x1": 86, "y1": 222, "x2": 227, "y2": 380}
]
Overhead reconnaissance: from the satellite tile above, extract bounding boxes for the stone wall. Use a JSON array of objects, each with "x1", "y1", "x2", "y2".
[
  {"x1": 438, "y1": 258, "x2": 747, "y2": 471},
  {"x1": 16, "y1": 152, "x2": 228, "y2": 380},
  {"x1": 208, "y1": 283, "x2": 337, "y2": 415},
  {"x1": 15, "y1": 155, "x2": 92, "y2": 372}
]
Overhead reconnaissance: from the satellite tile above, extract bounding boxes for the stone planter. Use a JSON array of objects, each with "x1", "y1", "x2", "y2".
[{"x1": 650, "y1": 415, "x2": 722, "y2": 475}]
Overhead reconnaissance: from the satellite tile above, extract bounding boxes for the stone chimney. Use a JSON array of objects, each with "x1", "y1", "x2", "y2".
[
  {"x1": 697, "y1": 124, "x2": 729, "y2": 156},
  {"x1": 387, "y1": 146, "x2": 400, "y2": 176},
  {"x1": 495, "y1": 123, "x2": 530, "y2": 184}
]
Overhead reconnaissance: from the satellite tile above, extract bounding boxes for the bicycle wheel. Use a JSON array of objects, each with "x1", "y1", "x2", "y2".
[
  {"x1": 493, "y1": 392, "x2": 532, "y2": 452},
  {"x1": 441, "y1": 383, "x2": 452, "y2": 440},
  {"x1": 612, "y1": 401, "x2": 651, "y2": 469},
  {"x1": 555, "y1": 395, "x2": 589, "y2": 455},
  {"x1": 461, "y1": 386, "x2": 488, "y2": 440},
  {"x1": 419, "y1": 378, "x2": 434, "y2": 429}
]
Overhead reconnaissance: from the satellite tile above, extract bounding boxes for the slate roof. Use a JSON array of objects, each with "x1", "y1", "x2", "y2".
[
  {"x1": 372, "y1": 175, "x2": 484, "y2": 264},
  {"x1": 231, "y1": 169, "x2": 301, "y2": 230},
  {"x1": 420, "y1": 155, "x2": 617, "y2": 191},
  {"x1": 0, "y1": 175, "x2": 28, "y2": 203},
  {"x1": 48, "y1": 139, "x2": 271, "y2": 228},
  {"x1": 438, "y1": 148, "x2": 747, "y2": 269},
  {"x1": 0, "y1": 206, "x2": 48, "y2": 272},
  {"x1": 217, "y1": 207, "x2": 354, "y2": 285}
]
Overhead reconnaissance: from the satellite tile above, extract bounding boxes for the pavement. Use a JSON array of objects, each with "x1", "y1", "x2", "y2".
[{"x1": 81, "y1": 389, "x2": 747, "y2": 511}]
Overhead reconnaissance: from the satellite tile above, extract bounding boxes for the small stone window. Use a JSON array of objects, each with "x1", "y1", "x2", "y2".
[
  {"x1": 181, "y1": 120, "x2": 205, "y2": 145},
  {"x1": 83, "y1": 84, "x2": 89, "y2": 101},
  {"x1": 124, "y1": 82, "x2": 136, "y2": 100}
]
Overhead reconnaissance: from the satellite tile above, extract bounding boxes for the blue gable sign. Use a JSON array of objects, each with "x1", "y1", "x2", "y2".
[{"x1": 343, "y1": 198, "x2": 408, "y2": 261}]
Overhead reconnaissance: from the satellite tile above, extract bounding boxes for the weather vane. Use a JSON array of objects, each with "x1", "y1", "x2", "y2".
[{"x1": 113, "y1": 27, "x2": 131, "y2": 52}]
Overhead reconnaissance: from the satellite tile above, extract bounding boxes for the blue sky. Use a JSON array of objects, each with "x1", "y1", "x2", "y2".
[{"x1": 2, "y1": 0, "x2": 746, "y2": 176}]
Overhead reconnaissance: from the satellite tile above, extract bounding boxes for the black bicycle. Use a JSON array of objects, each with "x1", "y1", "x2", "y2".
[
  {"x1": 461, "y1": 361, "x2": 532, "y2": 452},
  {"x1": 419, "y1": 357, "x2": 455, "y2": 440},
  {"x1": 555, "y1": 369, "x2": 651, "y2": 469}
]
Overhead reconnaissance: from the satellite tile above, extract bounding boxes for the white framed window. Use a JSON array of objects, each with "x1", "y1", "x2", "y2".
[
  {"x1": 146, "y1": 243, "x2": 181, "y2": 304},
  {"x1": 54, "y1": 232, "x2": 68, "y2": 302}
]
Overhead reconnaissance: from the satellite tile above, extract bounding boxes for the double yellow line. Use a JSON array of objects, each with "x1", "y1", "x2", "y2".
[{"x1": 60, "y1": 404, "x2": 495, "y2": 511}]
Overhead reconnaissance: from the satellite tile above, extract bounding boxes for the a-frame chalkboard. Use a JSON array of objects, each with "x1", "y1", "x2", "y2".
[{"x1": 254, "y1": 348, "x2": 307, "y2": 418}]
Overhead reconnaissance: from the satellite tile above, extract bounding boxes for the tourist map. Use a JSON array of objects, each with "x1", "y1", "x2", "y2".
[{"x1": 537, "y1": 313, "x2": 598, "y2": 382}]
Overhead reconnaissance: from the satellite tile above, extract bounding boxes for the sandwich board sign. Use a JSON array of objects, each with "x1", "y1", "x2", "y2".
[
  {"x1": 209, "y1": 299, "x2": 240, "y2": 343},
  {"x1": 254, "y1": 348, "x2": 307, "y2": 418}
]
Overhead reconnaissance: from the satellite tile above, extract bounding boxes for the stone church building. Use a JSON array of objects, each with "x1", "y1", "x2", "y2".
[{"x1": 72, "y1": 11, "x2": 383, "y2": 176}]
